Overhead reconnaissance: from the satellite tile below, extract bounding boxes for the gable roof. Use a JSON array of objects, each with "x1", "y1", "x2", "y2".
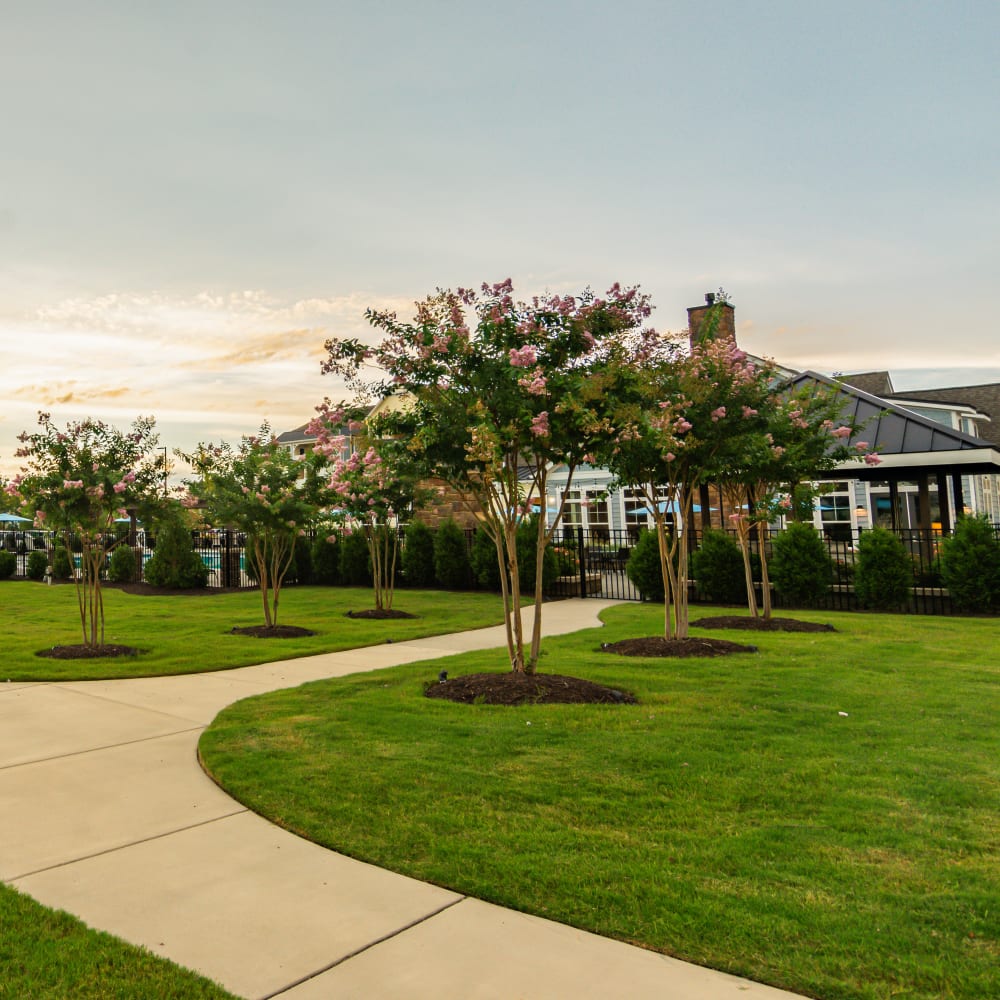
[{"x1": 786, "y1": 372, "x2": 1000, "y2": 479}]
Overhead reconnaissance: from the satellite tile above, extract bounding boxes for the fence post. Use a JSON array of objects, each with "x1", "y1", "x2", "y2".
[{"x1": 576, "y1": 525, "x2": 587, "y2": 598}]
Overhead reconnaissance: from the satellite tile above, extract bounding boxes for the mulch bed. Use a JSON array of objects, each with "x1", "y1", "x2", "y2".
[
  {"x1": 228, "y1": 625, "x2": 317, "y2": 638},
  {"x1": 345, "y1": 609, "x2": 418, "y2": 620},
  {"x1": 601, "y1": 636, "x2": 758, "y2": 657},
  {"x1": 692, "y1": 615, "x2": 836, "y2": 633},
  {"x1": 116, "y1": 583, "x2": 248, "y2": 597},
  {"x1": 425, "y1": 671, "x2": 637, "y2": 706},
  {"x1": 36, "y1": 644, "x2": 141, "y2": 660}
]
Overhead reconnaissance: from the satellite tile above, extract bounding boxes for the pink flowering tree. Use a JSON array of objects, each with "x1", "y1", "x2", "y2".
[
  {"x1": 604, "y1": 327, "x2": 780, "y2": 640},
  {"x1": 182, "y1": 424, "x2": 329, "y2": 628},
  {"x1": 308, "y1": 402, "x2": 425, "y2": 612},
  {"x1": 12, "y1": 412, "x2": 165, "y2": 650},
  {"x1": 718, "y1": 381, "x2": 879, "y2": 619},
  {"x1": 321, "y1": 279, "x2": 655, "y2": 673}
]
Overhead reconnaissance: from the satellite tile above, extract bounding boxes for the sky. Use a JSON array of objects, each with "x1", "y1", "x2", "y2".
[{"x1": 2, "y1": 1, "x2": 998, "y2": 482}]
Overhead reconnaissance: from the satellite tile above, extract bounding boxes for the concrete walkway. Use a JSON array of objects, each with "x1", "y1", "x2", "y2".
[{"x1": 2, "y1": 599, "x2": 805, "y2": 1000}]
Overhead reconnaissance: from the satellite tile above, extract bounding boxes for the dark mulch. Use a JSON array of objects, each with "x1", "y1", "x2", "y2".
[
  {"x1": 425, "y1": 671, "x2": 637, "y2": 706},
  {"x1": 692, "y1": 615, "x2": 836, "y2": 633},
  {"x1": 601, "y1": 636, "x2": 758, "y2": 657},
  {"x1": 116, "y1": 583, "x2": 247, "y2": 597},
  {"x1": 228, "y1": 625, "x2": 317, "y2": 638},
  {"x1": 345, "y1": 609, "x2": 417, "y2": 620},
  {"x1": 36, "y1": 644, "x2": 141, "y2": 660}
]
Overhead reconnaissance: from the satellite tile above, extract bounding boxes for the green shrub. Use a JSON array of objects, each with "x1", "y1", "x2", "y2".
[
  {"x1": 311, "y1": 533, "x2": 341, "y2": 585},
  {"x1": 469, "y1": 527, "x2": 501, "y2": 590},
  {"x1": 434, "y1": 518, "x2": 472, "y2": 589},
  {"x1": 854, "y1": 527, "x2": 912, "y2": 610},
  {"x1": 26, "y1": 550, "x2": 48, "y2": 581},
  {"x1": 143, "y1": 518, "x2": 210, "y2": 589},
  {"x1": 107, "y1": 544, "x2": 137, "y2": 583},
  {"x1": 290, "y1": 534, "x2": 313, "y2": 584},
  {"x1": 339, "y1": 530, "x2": 372, "y2": 586},
  {"x1": 770, "y1": 523, "x2": 833, "y2": 606},
  {"x1": 691, "y1": 529, "x2": 746, "y2": 604},
  {"x1": 626, "y1": 529, "x2": 664, "y2": 602},
  {"x1": 402, "y1": 520, "x2": 437, "y2": 588},
  {"x1": 0, "y1": 551, "x2": 16, "y2": 579},
  {"x1": 51, "y1": 546, "x2": 74, "y2": 580},
  {"x1": 516, "y1": 516, "x2": 558, "y2": 595},
  {"x1": 939, "y1": 515, "x2": 1000, "y2": 612}
]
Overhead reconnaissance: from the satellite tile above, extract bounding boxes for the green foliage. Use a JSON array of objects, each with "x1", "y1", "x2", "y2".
[
  {"x1": 339, "y1": 531, "x2": 372, "y2": 586},
  {"x1": 143, "y1": 512, "x2": 210, "y2": 589},
  {"x1": 515, "y1": 515, "x2": 558, "y2": 594},
  {"x1": 107, "y1": 544, "x2": 137, "y2": 584},
  {"x1": 26, "y1": 550, "x2": 48, "y2": 581},
  {"x1": 311, "y1": 533, "x2": 341, "y2": 585},
  {"x1": 691, "y1": 529, "x2": 746, "y2": 603},
  {"x1": 626, "y1": 529, "x2": 665, "y2": 602},
  {"x1": 51, "y1": 546, "x2": 73, "y2": 580},
  {"x1": 939, "y1": 515, "x2": 1000, "y2": 612},
  {"x1": 183, "y1": 423, "x2": 332, "y2": 625},
  {"x1": 402, "y1": 520, "x2": 437, "y2": 588},
  {"x1": 12, "y1": 412, "x2": 165, "y2": 646},
  {"x1": 770, "y1": 523, "x2": 833, "y2": 606},
  {"x1": 434, "y1": 518, "x2": 472, "y2": 589},
  {"x1": 0, "y1": 550, "x2": 16, "y2": 579},
  {"x1": 290, "y1": 534, "x2": 313, "y2": 584},
  {"x1": 854, "y1": 527, "x2": 912, "y2": 610},
  {"x1": 471, "y1": 527, "x2": 502, "y2": 590}
]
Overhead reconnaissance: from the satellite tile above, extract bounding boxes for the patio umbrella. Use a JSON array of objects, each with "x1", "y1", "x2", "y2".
[{"x1": 0, "y1": 512, "x2": 32, "y2": 524}]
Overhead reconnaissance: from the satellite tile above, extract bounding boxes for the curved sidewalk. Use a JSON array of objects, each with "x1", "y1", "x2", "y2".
[{"x1": 1, "y1": 599, "x2": 804, "y2": 1000}]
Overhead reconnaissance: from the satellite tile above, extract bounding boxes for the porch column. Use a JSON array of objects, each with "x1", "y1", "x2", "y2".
[
  {"x1": 888, "y1": 480, "x2": 900, "y2": 531},
  {"x1": 936, "y1": 472, "x2": 951, "y2": 533},
  {"x1": 951, "y1": 472, "x2": 965, "y2": 519}
]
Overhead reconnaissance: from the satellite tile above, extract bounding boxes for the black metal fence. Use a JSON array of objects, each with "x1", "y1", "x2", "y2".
[
  {"x1": 545, "y1": 524, "x2": 1000, "y2": 615},
  {"x1": 3, "y1": 522, "x2": 997, "y2": 617}
]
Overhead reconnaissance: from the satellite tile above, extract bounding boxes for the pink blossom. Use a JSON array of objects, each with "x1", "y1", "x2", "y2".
[
  {"x1": 741, "y1": 406, "x2": 758, "y2": 418},
  {"x1": 711, "y1": 406, "x2": 726, "y2": 422},
  {"x1": 854, "y1": 441, "x2": 869, "y2": 452},
  {"x1": 831, "y1": 425, "x2": 852, "y2": 439},
  {"x1": 864, "y1": 453, "x2": 882, "y2": 466},
  {"x1": 665, "y1": 452, "x2": 676, "y2": 462},
  {"x1": 530, "y1": 411, "x2": 550, "y2": 437},
  {"x1": 113, "y1": 482, "x2": 128, "y2": 494},
  {"x1": 509, "y1": 345, "x2": 537, "y2": 368},
  {"x1": 63, "y1": 479, "x2": 84, "y2": 489},
  {"x1": 674, "y1": 418, "x2": 692, "y2": 433}
]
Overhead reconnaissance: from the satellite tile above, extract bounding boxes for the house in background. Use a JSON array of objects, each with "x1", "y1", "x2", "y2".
[{"x1": 543, "y1": 295, "x2": 1000, "y2": 540}]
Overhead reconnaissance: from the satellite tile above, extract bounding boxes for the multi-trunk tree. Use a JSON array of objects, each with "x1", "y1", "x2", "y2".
[
  {"x1": 308, "y1": 402, "x2": 425, "y2": 612},
  {"x1": 12, "y1": 412, "x2": 165, "y2": 649},
  {"x1": 321, "y1": 279, "x2": 655, "y2": 673},
  {"x1": 182, "y1": 424, "x2": 327, "y2": 628}
]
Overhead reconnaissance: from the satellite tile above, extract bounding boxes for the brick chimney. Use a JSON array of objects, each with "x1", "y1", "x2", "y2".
[{"x1": 687, "y1": 292, "x2": 736, "y2": 349}]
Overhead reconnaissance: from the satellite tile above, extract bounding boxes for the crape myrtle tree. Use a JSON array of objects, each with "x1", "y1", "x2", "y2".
[
  {"x1": 308, "y1": 403, "x2": 426, "y2": 612},
  {"x1": 182, "y1": 424, "x2": 328, "y2": 628},
  {"x1": 11, "y1": 412, "x2": 165, "y2": 649},
  {"x1": 604, "y1": 322, "x2": 779, "y2": 640},
  {"x1": 321, "y1": 279, "x2": 655, "y2": 673},
  {"x1": 718, "y1": 381, "x2": 881, "y2": 619}
]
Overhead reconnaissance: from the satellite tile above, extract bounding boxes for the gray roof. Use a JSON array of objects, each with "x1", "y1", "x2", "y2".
[
  {"x1": 787, "y1": 372, "x2": 1000, "y2": 479},
  {"x1": 883, "y1": 384, "x2": 1000, "y2": 447}
]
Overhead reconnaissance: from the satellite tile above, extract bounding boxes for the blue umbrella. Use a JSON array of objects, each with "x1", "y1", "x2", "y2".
[{"x1": 0, "y1": 512, "x2": 32, "y2": 524}]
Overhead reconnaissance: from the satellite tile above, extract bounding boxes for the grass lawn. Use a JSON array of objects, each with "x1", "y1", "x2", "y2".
[
  {"x1": 0, "y1": 883, "x2": 237, "y2": 999},
  {"x1": 0, "y1": 581, "x2": 505, "y2": 681},
  {"x1": 199, "y1": 604, "x2": 1000, "y2": 1000}
]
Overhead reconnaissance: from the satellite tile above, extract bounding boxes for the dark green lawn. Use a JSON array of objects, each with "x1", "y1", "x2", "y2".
[{"x1": 200, "y1": 604, "x2": 1000, "y2": 1000}]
